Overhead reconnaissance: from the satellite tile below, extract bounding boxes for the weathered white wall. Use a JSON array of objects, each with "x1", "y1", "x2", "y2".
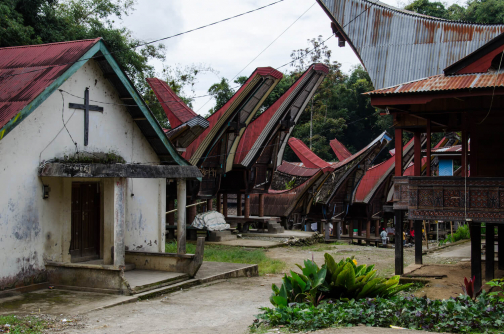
[{"x1": 0, "y1": 59, "x2": 166, "y2": 290}]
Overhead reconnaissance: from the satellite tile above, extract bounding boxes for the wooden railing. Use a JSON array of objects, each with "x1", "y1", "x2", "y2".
[{"x1": 393, "y1": 176, "x2": 504, "y2": 223}]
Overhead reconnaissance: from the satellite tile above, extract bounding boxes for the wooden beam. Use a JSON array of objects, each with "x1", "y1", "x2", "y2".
[
  {"x1": 395, "y1": 128, "x2": 403, "y2": 176},
  {"x1": 426, "y1": 120, "x2": 431, "y2": 176},
  {"x1": 499, "y1": 225, "x2": 504, "y2": 270},
  {"x1": 395, "y1": 211, "x2": 404, "y2": 275},
  {"x1": 414, "y1": 220, "x2": 423, "y2": 264},
  {"x1": 486, "y1": 223, "x2": 495, "y2": 281},
  {"x1": 223, "y1": 193, "x2": 228, "y2": 218},
  {"x1": 414, "y1": 131, "x2": 421, "y2": 176},
  {"x1": 237, "y1": 194, "x2": 242, "y2": 216},
  {"x1": 471, "y1": 223, "x2": 482, "y2": 293}
]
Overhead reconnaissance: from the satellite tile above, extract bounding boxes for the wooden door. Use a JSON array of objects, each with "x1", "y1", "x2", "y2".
[{"x1": 70, "y1": 183, "x2": 100, "y2": 262}]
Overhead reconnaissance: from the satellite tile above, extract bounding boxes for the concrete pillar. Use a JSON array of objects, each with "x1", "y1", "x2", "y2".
[
  {"x1": 177, "y1": 179, "x2": 187, "y2": 255},
  {"x1": 258, "y1": 194, "x2": 264, "y2": 217},
  {"x1": 113, "y1": 178, "x2": 126, "y2": 268},
  {"x1": 244, "y1": 194, "x2": 250, "y2": 218},
  {"x1": 167, "y1": 198, "x2": 175, "y2": 225},
  {"x1": 216, "y1": 193, "x2": 222, "y2": 213},
  {"x1": 486, "y1": 223, "x2": 495, "y2": 281},
  {"x1": 414, "y1": 220, "x2": 423, "y2": 265},
  {"x1": 395, "y1": 210, "x2": 404, "y2": 275},
  {"x1": 237, "y1": 194, "x2": 242, "y2": 216},
  {"x1": 470, "y1": 223, "x2": 482, "y2": 293},
  {"x1": 223, "y1": 193, "x2": 228, "y2": 217},
  {"x1": 206, "y1": 198, "x2": 213, "y2": 211}
]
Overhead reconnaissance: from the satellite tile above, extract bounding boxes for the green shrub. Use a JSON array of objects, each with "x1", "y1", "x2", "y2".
[
  {"x1": 439, "y1": 224, "x2": 470, "y2": 246},
  {"x1": 269, "y1": 255, "x2": 412, "y2": 307},
  {"x1": 255, "y1": 291, "x2": 504, "y2": 333}
]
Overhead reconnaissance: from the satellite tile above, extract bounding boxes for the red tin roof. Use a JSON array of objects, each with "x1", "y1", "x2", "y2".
[
  {"x1": 366, "y1": 72, "x2": 504, "y2": 96},
  {"x1": 277, "y1": 161, "x2": 320, "y2": 177},
  {"x1": 330, "y1": 138, "x2": 352, "y2": 161},
  {"x1": 183, "y1": 67, "x2": 282, "y2": 161},
  {"x1": 0, "y1": 38, "x2": 101, "y2": 129},
  {"x1": 288, "y1": 137, "x2": 330, "y2": 169},
  {"x1": 146, "y1": 78, "x2": 198, "y2": 128},
  {"x1": 354, "y1": 158, "x2": 395, "y2": 202}
]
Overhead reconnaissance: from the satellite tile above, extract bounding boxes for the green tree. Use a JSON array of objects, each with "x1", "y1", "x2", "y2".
[
  {"x1": 0, "y1": 0, "x2": 164, "y2": 85},
  {"x1": 404, "y1": 0, "x2": 504, "y2": 24},
  {"x1": 207, "y1": 78, "x2": 234, "y2": 115}
]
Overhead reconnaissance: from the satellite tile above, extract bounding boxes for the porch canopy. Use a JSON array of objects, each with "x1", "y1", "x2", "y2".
[{"x1": 39, "y1": 162, "x2": 202, "y2": 179}]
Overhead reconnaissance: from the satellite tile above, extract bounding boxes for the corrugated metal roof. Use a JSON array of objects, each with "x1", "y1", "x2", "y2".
[
  {"x1": 288, "y1": 137, "x2": 331, "y2": 169},
  {"x1": 318, "y1": 0, "x2": 504, "y2": 89},
  {"x1": 146, "y1": 77, "x2": 198, "y2": 128},
  {"x1": 277, "y1": 161, "x2": 320, "y2": 177},
  {"x1": 330, "y1": 138, "x2": 352, "y2": 161},
  {"x1": 0, "y1": 38, "x2": 101, "y2": 129},
  {"x1": 366, "y1": 72, "x2": 504, "y2": 95}
]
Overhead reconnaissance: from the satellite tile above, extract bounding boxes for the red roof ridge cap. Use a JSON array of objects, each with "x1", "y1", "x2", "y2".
[{"x1": 0, "y1": 38, "x2": 102, "y2": 50}]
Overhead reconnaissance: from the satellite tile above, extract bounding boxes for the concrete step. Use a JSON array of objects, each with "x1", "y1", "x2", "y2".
[
  {"x1": 209, "y1": 230, "x2": 237, "y2": 242},
  {"x1": 135, "y1": 279, "x2": 201, "y2": 300},
  {"x1": 124, "y1": 271, "x2": 191, "y2": 294},
  {"x1": 268, "y1": 225, "x2": 285, "y2": 234},
  {"x1": 124, "y1": 263, "x2": 136, "y2": 272}
]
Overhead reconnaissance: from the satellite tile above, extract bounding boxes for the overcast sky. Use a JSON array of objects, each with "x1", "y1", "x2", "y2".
[{"x1": 119, "y1": 0, "x2": 461, "y2": 115}]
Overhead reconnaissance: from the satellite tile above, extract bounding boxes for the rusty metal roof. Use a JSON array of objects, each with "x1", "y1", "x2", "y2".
[
  {"x1": 288, "y1": 137, "x2": 331, "y2": 169},
  {"x1": 277, "y1": 161, "x2": 320, "y2": 177},
  {"x1": 317, "y1": 0, "x2": 504, "y2": 90},
  {"x1": 366, "y1": 72, "x2": 504, "y2": 95},
  {"x1": 0, "y1": 38, "x2": 101, "y2": 130}
]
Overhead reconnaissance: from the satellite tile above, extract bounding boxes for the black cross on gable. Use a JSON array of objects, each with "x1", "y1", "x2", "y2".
[{"x1": 69, "y1": 87, "x2": 103, "y2": 146}]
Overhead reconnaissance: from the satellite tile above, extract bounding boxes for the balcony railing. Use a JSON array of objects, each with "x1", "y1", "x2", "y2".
[{"x1": 393, "y1": 176, "x2": 504, "y2": 223}]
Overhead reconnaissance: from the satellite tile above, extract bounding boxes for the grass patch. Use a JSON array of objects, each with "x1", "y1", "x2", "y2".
[
  {"x1": 298, "y1": 241, "x2": 346, "y2": 252},
  {"x1": 0, "y1": 315, "x2": 49, "y2": 334},
  {"x1": 165, "y1": 242, "x2": 286, "y2": 275}
]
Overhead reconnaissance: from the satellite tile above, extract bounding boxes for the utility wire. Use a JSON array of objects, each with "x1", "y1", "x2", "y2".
[
  {"x1": 231, "y1": 2, "x2": 316, "y2": 81},
  {"x1": 0, "y1": 0, "x2": 287, "y2": 80}
]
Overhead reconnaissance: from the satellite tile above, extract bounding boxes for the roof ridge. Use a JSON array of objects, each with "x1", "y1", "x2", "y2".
[{"x1": 0, "y1": 38, "x2": 102, "y2": 51}]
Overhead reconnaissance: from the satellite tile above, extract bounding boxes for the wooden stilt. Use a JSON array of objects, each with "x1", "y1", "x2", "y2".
[
  {"x1": 187, "y1": 198, "x2": 197, "y2": 226},
  {"x1": 414, "y1": 220, "x2": 423, "y2": 265},
  {"x1": 216, "y1": 193, "x2": 222, "y2": 213},
  {"x1": 499, "y1": 225, "x2": 504, "y2": 270},
  {"x1": 357, "y1": 221, "x2": 362, "y2": 245},
  {"x1": 258, "y1": 194, "x2": 264, "y2": 217},
  {"x1": 395, "y1": 210, "x2": 404, "y2": 275},
  {"x1": 423, "y1": 220, "x2": 429, "y2": 249},
  {"x1": 471, "y1": 223, "x2": 482, "y2": 293},
  {"x1": 486, "y1": 223, "x2": 495, "y2": 281},
  {"x1": 237, "y1": 194, "x2": 242, "y2": 216},
  {"x1": 167, "y1": 198, "x2": 175, "y2": 225},
  {"x1": 244, "y1": 195, "x2": 250, "y2": 219},
  {"x1": 375, "y1": 220, "x2": 380, "y2": 237},
  {"x1": 223, "y1": 193, "x2": 228, "y2": 218},
  {"x1": 206, "y1": 198, "x2": 213, "y2": 211},
  {"x1": 366, "y1": 220, "x2": 371, "y2": 245}
]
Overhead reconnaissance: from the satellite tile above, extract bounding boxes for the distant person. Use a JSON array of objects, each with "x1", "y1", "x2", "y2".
[
  {"x1": 410, "y1": 228, "x2": 415, "y2": 243},
  {"x1": 380, "y1": 228, "x2": 388, "y2": 246}
]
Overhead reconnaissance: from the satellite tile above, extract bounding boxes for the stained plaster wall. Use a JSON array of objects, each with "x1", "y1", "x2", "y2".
[{"x1": 0, "y1": 59, "x2": 166, "y2": 291}]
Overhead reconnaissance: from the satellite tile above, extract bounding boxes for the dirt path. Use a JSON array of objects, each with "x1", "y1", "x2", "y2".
[{"x1": 62, "y1": 242, "x2": 470, "y2": 334}]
